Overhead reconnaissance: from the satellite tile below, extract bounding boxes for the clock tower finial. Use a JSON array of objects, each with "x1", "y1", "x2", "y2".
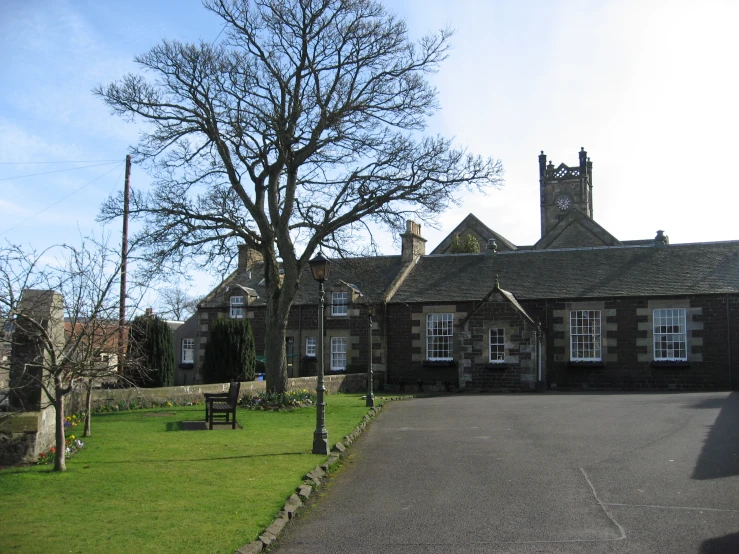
[{"x1": 539, "y1": 147, "x2": 594, "y2": 238}]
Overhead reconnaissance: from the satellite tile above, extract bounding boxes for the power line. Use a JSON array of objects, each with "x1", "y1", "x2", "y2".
[
  {"x1": 0, "y1": 162, "x2": 124, "y2": 237},
  {"x1": 0, "y1": 161, "x2": 121, "y2": 181},
  {"x1": 211, "y1": 23, "x2": 227, "y2": 46},
  {"x1": 107, "y1": 164, "x2": 127, "y2": 197},
  {"x1": 0, "y1": 159, "x2": 121, "y2": 165}
]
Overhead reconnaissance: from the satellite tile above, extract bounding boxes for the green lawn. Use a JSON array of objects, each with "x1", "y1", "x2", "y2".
[{"x1": 0, "y1": 394, "x2": 377, "y2": 554}]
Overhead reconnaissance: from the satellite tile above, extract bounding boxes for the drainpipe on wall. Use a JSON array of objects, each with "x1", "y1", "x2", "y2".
[
  {"x1": 727, "y1": 295, "x2": 733, "y2": 390},
  {"x1": 382, "y1": 301, "x2": 389, "y2": 388}
]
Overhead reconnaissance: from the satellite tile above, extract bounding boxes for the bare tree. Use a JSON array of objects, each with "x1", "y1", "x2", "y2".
[
  {"x1": 95, "y1": 0, "x2": 504, "y2": 392},
  {"x1": 0, "y1": 239, "x2": 126, "y2": 471},
  {"x1": 157, "y1": 286, "x2": 200, "y2": 320}
]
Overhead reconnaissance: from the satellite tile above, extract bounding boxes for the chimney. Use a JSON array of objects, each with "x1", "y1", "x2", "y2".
[
  {"x1": 654, "y1": 230, "x2": 669, "y2": 247},
  {"x1": 145, "y1": 307, "x2": 153, "y2": 317},
  {"x1": 486, "y1": 239, "x2": 497, "y2": 255},
  {"x1": 238, "y1": 244, "x2": 263, "y2": 270},
  {"x1": 400, "y1": 220, "x2": 427, "y2": 262}
]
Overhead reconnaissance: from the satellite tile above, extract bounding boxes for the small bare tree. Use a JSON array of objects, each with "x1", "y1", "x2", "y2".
[
  {"x1": 0, "y1": 239, "x2": 126, "y2": 471},
  {"x1": 96, "y1": 0, "x2": 504, "y2": 392},
  {"x1": 157, "y1": 285, "x2": 200, "y2": 320}
]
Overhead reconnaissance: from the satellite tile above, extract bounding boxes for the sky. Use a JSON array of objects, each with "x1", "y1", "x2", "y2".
[{"x1": 2, "y1": 0, "x2": 738, "y2": 301}]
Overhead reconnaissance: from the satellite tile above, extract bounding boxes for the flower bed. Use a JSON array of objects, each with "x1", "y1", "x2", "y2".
[
  {"x1": 239, "y1": 389, "x2": 316, "y2": 410},
  {"x1": 37, "y1": 414, "x2": 85, "y2": 465}
]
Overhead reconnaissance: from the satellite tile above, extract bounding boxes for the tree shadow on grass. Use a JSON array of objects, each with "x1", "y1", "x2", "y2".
[
  {"x1": 166, "y1": 421, "x2": 246, "y2": 431},
  {"x1": 691, "y1": 392, "x2": 739, "y2": 480},
  {"x1": 0, "y1": 451, "x2": 309, "y2": 474},
  {"x1": 81, "y1": 451, "x2": 308, "y2": 464}
]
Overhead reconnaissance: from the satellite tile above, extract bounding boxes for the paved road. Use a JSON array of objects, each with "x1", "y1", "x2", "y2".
[{"x1": 273, "y1": 392, "x2": 739, "y2": 554}]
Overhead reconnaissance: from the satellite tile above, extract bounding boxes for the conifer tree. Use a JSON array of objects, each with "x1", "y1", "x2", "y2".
[
  {"x1": 449, "y1": 234, "x2": 480, "y2": 253},
  {"x1": 449, "y1": 234, "x2": 463, "y2": 253},
  {"x1": 202, "y1": 319, "x2": 256, "y2": 384},
  {"x1": 129, "y1": 315, "x2": 175, "y2": 387},
  {"x1": 462, "y1": 234, "x2": 480, "y2": 253}
]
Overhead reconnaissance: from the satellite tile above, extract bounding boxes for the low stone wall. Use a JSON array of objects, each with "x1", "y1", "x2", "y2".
[
  {"x1": 72, "y1": 372, "x2": 384, "y2": 411},
  {"x1": 0, "y1": 406, "x2": 55, "y2": 466}
]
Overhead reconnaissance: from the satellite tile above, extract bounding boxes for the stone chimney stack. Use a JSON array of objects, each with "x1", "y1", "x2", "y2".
[
  {"x1": 654, "y1": 230, "x2": 669, "y2": 247},
  {"x1": 238, "y1": 244, "x2": 264, "y2": 270},
  {"x1": 486, "y1": 239, "x2": 497, "y2": 255},
  {"x1": 400, "y1": 220, "x2": 427, "y2": 262}
]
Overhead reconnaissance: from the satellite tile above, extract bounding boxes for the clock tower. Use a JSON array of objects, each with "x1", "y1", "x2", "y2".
[{"x1": 539, "y1": 147, "x2": 593, "y2": 237}]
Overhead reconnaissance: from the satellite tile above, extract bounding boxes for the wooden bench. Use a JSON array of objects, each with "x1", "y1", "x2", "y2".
[{"x1": 204, "y1": 381, "x2": 240, "y2": 430}]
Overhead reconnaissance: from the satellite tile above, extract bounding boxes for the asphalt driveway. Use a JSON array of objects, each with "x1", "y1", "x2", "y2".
[{"x1": 273, "y1": 392, "x2": 739, "y2": 554}]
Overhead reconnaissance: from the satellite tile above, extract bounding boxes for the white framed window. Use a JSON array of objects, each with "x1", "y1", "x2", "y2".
[
  {"x1": 570, "y1": 310, "x2": 601, "y2": 361},
  {"x1": 654, "y1": 308, "x2": 687, "y2": 361},
  {"x1": 305, "y1": 336, "x2": 316, "y2": 357},
  {"x1": 230, "y1": 296, "x2": 244, "y2": 319},
  {"x1": 489, "y1": 328, "x2": 505, "y2": 363},
  {"x1": 182, "y1": 338, "x2": 195, "y2": 363},
  {"x1": 426, "y1": 313, "x2": 453, "y2": 360},
  {"x1": 331, "y1": 292, "x2": 349, "y2": 316},
  {"x1": 330, "y1": 337, "x2": 347, "y2": 370}
]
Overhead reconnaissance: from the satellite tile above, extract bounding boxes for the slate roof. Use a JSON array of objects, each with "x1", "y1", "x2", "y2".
[
  {"x1": 392, "y1": 241, "x2": 739, "y2": 303},
  {"x1": 533, "y1": 209, "x2": 621, "y2": 249},
  {"x1": 202, "y1": 255, "x2": 406, "y2": 308}
]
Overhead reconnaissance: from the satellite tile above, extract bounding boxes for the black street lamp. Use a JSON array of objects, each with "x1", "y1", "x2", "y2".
[
  {"x1": 366, "y1": 304, "x2": 375, "y2": 408},
  {"x1": 309, "y1": 252, "x2": 331, "y2": 455}
]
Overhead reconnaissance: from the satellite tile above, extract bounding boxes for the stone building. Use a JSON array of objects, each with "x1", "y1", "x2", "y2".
[{"x1": 180, "y1": 148, "x2": 739, "y2": 391}]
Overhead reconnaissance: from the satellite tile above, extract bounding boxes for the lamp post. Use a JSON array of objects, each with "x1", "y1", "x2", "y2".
[
  {"x1": 366, "y1": 304, "x2": 375, "y2": 408},
  {"x1": 309, "y1": 252, "x2": 331, "y2": 455}
]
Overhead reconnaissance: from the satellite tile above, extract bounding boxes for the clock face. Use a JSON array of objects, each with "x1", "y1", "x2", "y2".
[{"x1": 555, "y1": 195, "x2": 572, "y2": 211}]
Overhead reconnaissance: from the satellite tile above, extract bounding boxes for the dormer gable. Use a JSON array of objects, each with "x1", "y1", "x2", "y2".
[{"x1": 534, "y1": 209, "x2": 621, "y2": 250}]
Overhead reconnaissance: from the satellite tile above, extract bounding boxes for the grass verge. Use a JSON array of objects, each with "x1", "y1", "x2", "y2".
[{"x1": 0, "y1": 393, "x2": 377, "y2": 553}]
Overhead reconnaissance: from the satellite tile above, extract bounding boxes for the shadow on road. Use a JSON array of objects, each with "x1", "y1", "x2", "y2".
[
  {"x1": 691, "y1": 392, "x2": 739, "y2": 480},
  {"x1": 699, "y1": 531, "x2": 739, "y2": 553}
]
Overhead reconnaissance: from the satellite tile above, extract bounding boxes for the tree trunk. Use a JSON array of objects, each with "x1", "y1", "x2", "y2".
[
  {"x1": 53, "y1": 382, "x2": 66, "y2": 472},
  {"x1": 264, "y1": 300, "x2": 289, "y2": 394},
  {"x1": 84, "y1": 380, "x2": 93, "y2": 437}
]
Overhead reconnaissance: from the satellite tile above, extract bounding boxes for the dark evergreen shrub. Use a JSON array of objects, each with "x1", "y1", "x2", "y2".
[
  {"x1": 202, "y1": 318, "x2": 256, "y2": 384},
  {"x1": 128, "y1": 316, "x2": 175, "y2": 388}
]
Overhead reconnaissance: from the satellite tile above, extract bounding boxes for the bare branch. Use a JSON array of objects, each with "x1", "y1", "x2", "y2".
[{"x1": 95, "y1": 0, "x2": 504, "y2": 391}]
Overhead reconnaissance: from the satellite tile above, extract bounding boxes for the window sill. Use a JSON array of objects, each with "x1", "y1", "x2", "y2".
[
  {"x1": 178, "y1": 363, "x2": 195, "y2": 370},
  {"x1": 651, "y1": 361, "x2": 691, "y2": 369},
  {"x1": 303, "y1": 355, "x2": 317, "y2": 361},
  {"x1": 567, "y1": 361, "x2": 605, "y2": 369},
  {"x1": 423, "y1": 360, "x2": 456, "y2": 368}
]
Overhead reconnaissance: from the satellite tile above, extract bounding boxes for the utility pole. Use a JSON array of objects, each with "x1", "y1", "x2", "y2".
[{"x1": 118, "y1": 155, "x2": 131, "y2": 374}]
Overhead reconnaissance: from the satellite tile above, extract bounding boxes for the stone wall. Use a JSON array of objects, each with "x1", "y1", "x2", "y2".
[
  {"x1": 197, "y1": 302, "x2": 381, "y2": 382},
  {"x1": 528, "y1": 295, "x2": 736, "y2": 391},
  {"x1": 0, "y1": 406, "x2": 55, "y2": 466},
  {"x1": 70, "y1": 372, "x2": 383, "y2": 411},
  {"x1": 194, "y1": 292, "x2": 738, "y2": 393},
  {"x1": 458, "y1": 296, "x2": 538, "y2": 391},
  {"x1": 385, "y1": 302, "x2": 466, "y2": 390}
]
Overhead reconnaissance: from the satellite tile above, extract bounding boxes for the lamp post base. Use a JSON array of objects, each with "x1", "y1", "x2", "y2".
[
  {"x1": 365, "y1": 394, "x2": 374, "y2": 408},
  {"x1": 312, "y1": 433, "x2": 329, "y2": 455}
]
